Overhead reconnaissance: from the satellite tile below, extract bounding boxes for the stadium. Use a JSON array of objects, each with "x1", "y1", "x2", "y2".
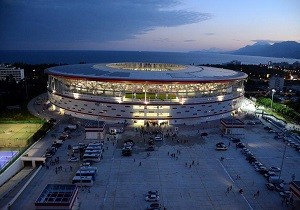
[{"x1": 46, "y1": 63, "x2": 248, "y2": 125}]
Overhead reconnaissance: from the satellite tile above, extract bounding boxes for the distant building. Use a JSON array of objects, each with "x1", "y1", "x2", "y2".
[
  {"x1": 267, "y1": 61, "x2": 273, "y2": 69},
  {"x1": 269, "y1": 76, "x2": 284, "y2": 91},
  {"x1": 0, "y1": 65, "x2": 25, "y2": 82},
  {"x1": 220, "y1": 117, "x2": 245, "y2": 136},
  {"x1": 84, "y1": 120, "x2": 106, "y2": 140},
  {"x1": 224, "y1": 60, "x2": 241, "y2": 66}
]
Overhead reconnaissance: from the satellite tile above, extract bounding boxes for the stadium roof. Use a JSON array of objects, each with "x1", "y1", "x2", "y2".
[{"x1": 45, "y1": 63, "x2": 247, "y2": 83}]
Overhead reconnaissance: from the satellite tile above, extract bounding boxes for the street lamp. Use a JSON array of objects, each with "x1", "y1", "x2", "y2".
[
  {"x1": 95, "y1": 103, "x2": 100, "y2": 140},
  {"x1": 278, "y1": 144, "x2": 287, "y2": 182},
  {"x1": 271, "y1": 89, "x2": 276, "y2": 110}
]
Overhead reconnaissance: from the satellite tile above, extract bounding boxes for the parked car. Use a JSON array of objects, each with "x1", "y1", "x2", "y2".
[
  {"x1": 155, "y1": 136, "x2": 163, "y2": 141},
  {"x1": 266, "y1": 183, "x2": 275, "y2": 191},
  {"x1": 279, "y1": 191, "x2": 291, "y2": 198},
  {"x1": 230, "y1": 138, "x2": 241, "y2": 143},
  {"x1": 81, "y1": 161, "x2": 92, "y2": 166},
  {"x1": 236, "y1": 142, "x2": 245, "y2": 148},
  {"x1": 147, "y1": 191, "x2": 159, "y2": 196},
  {"x1": 216, "y1": 142, "x2": 228, "y2": 150},
  {"x1": 259, "y1": 169, "x2": 269, "y2": 175},
  {"x1": 264, "y1": 171, "x2": 276, "y2": 178},
  {"x1": 269, "y1": 166, "x2": 281, "y2": 172},
  {"x1": 216, "y1": 145, "x2": 228, "y2": 151},
  {"x1": 145, "y1": 194, "x2": 159, "y2": 202},
  {"x1": 146, "y1": 202, "x2": 161, "y2": 210},
  {"x1": 255, "y1": 166, "x2": 267, "y2": 172},
  {"x1": 275, "y1": 183, "x2": 284, "y2": 192},
  {"x1": 68, "y1": 157, "x2": 79, "y2": 162},
  {"x1": 200, "y1": 132, "x2": 208, "y2": 136},
  {"x1": 241, "y1": 148, "x2": 250, "y2": 154}
]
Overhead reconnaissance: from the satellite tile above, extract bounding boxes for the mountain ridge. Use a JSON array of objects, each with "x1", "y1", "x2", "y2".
[
  {"x1": 230, "y1": 41, "x2": 300, "y2": 59},
  {"x1": 189, "y1": 41, "x2": 300, "y2": 59}
]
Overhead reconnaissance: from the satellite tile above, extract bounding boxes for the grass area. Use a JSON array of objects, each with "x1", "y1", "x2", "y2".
[
  {"x1": 125, "y1": 93, "x2": 177, "y2": 100},
  {"x1": 262, "y1": 109, "x2": 287, "y2": 122},
  {"x1": 0, "y1": 123, "x2": 43, "y2": 147}
]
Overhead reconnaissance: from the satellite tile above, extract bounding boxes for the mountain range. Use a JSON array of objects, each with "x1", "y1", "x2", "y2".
[
  {"x1": 192, "y1": 41, "x2": 300, "y2": 59},
  {"x1": 229, "y1": 41, "x2": 300, "y2": 59}
]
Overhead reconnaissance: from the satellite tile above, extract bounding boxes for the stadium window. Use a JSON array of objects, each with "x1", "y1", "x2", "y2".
[
  {"x1": 112, "y1": 108, "x2": 116, "y2": 110},
  {"x1": 172, "y1": 107, "x2": 177, "y2": 109},
  {"x1": 125, "y1": 105, "x2": 130, "y2": 107},
  {"x1": 91, "y1": 108, "x2": 95, "y2": 111},
  {"x1": 185, "y1": 110, "x2": 189, "y2": 112},
  {"x1": 193, "y1": 113, "x2": 197, "y2": 115},
  {"x1": 176, "y1": 112, "x2": 181, "y2": 114},
  {"x1": 121, "y1": 110, "x2": 125, "y2": 112}
]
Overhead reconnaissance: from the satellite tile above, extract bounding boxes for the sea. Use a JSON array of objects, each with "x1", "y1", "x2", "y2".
[{"x1": 0, "y1": 50, "x2": 299, "y2": 65}]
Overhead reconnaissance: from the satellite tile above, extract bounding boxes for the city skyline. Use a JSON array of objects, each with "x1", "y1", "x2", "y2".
[{"x1": 0, "y1": 0, "x2": 299, "y2": 52}]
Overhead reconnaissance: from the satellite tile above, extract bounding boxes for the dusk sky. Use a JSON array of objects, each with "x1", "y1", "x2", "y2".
[{"x1": 0, "y1": 0, "x2": 299, "y2": 52}]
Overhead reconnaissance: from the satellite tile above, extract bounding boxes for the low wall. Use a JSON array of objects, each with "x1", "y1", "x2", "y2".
[
  {"x1": 0, "y1": 158, "x2": 23, "y2": 187},
  {"x1": 0, "y1": 139, "x2": 41, "y2": 186}
]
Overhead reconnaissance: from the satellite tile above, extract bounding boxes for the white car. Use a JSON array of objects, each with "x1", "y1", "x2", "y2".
[
  {"x1": 145, "y1": 194, "x2": 159, "y2": 202},
  {"x1": 68, "y1": 157, "x2": 79, "y2": 162},
  {"x1": 269, "y1": 166, "x2": 281, "y2": 172},
  {"x1": 155, "y1": 136, "x2": 163, "y2": 141}
]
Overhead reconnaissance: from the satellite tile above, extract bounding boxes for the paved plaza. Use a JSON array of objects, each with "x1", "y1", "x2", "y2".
[{"x1": 7, "y1": 115, "x2": 300, "y2": 210}]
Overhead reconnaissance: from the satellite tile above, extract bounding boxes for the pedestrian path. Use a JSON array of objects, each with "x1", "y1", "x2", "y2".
[{"x1": 0, "y1": 167, "x2": 34, "y2": 208}]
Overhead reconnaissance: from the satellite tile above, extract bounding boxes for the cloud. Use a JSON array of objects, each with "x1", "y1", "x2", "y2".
[
  {"x1": 0, "y1": 0, "x2": 212, "y2": 49},
  {"x1": 251, "y1": 39, "x2": 282, "y2": 44},
  {"x1": 204, "y1": 33, "x2": 214, "y2": 36},
  {"x1": 153, "y1": 38, "x2": 174, "y2": 42},
  {"x1": 184, "y1": 40, "x2": 196, "y2": 42}
]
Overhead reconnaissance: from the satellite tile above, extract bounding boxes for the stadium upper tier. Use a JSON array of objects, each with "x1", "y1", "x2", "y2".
[{"x1": 45, "y1": 63, "x2": 247, "y2": 82}]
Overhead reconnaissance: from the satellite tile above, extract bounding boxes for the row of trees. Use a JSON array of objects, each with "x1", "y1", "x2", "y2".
[{"x1": 256, "y1": 97, "x2": 300, "y2": 123}]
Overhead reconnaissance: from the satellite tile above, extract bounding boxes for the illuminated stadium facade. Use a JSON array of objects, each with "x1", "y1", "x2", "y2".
[{"x1": 46, "y1": 63, "x2": 248, "y2": 125}]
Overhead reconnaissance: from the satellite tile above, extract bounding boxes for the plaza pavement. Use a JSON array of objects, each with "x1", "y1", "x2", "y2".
[
  {"x1": 2, "y1": 95, "x2": 299, "y2": 210},
  {"x1": 8, "y1": 116, "x2": 300, "y2": 210}
]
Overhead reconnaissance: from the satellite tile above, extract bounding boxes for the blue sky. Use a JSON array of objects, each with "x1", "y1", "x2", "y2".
[{"x1": 0, "y1": 0, "x2": 299, "y2": 51}]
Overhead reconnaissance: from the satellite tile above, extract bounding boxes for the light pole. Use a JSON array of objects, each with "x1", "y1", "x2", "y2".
[
  {"x1": 95, "y1": 103, "x2": 100, "y2": 140},
  {"x1": 271, "y1": 89, "x2": 276, "y2": 110},
  {"x1": 278, "y1": 144, "x2": 287, "y2": 182}
]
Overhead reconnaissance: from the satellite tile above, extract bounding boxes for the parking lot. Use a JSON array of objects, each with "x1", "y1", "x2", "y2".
[{"x1": 7, "y1": 113, "x2": 299, "y2": 210}]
